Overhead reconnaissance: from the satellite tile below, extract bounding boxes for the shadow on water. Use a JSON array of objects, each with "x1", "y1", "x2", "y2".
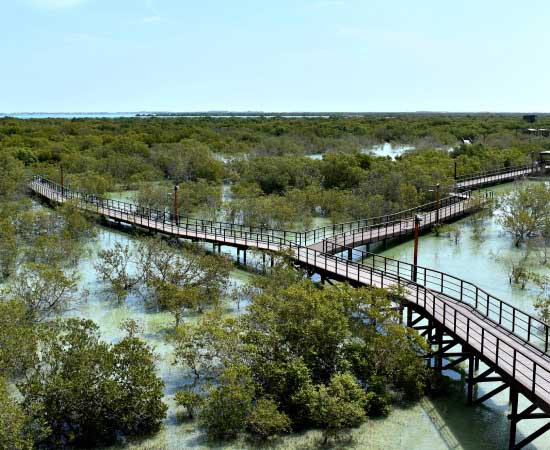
[
  {"x1": 51, "y1": 180, "x2": 550, "y2": 450},
  {"x1": 422, "y1": 360, "x2": 550, "y2": 450}
]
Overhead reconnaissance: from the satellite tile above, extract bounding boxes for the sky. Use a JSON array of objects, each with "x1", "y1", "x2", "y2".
[{"x1": 1, "y1": 0, "x2": 550, "y2": 113}]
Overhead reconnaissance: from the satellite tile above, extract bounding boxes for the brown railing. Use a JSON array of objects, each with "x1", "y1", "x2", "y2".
[
  {"x1": 302, "y1": 192, "x2": 476, "y2": 245},
  {"x1": 29, "y1": 175, "x2": 550, "y2": 404},
  {"x1": 285, "y1": 243, "x2": 550, "y2": 402},
  {"x1": 30, "y1": 176, "x2": 304, "y2": 244},
  {"x1": 455, "y1": 163, "x2": 535, "y2": 188},
  {"x1": 318, "y1": 192, "x2": 492, "y2": 250},
  {"x1": 322, "y1": 242, "x2": 550, "y2": 354}
]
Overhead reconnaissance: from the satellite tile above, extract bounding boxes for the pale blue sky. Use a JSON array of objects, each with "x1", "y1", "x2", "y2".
[{"x1": 1, "y1": 0, "x2": 549, "y2": 112}]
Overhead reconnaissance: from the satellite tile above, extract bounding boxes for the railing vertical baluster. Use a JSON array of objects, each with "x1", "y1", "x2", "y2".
[{"x1": 533, "y1": 362, "x2": 537, "y2": 394}]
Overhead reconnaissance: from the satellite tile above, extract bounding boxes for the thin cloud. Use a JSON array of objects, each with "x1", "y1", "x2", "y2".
[
  {"x1": 140, "y1": 15, "x2": 161, "y2": 23},
  {"x1": 28, "y1": 0, "x2": 88, "y2": 8},
  {"x1": 140, "y1": 0, "x2": 161, "y2": 23},
  {"x1": 313, "y1": 0, "x2": 345, "y2": 6}
]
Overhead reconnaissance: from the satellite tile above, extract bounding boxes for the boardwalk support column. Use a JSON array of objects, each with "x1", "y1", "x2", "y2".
[
  {"x1": 509, "y1": 388, "x2": 518, "y2": 450},
  {"x1": 508, "y1": 389, "x2": 550, "y2": 450},
  {"x1": 347, "y1": 248, "x2": 353, "y2": 260},
  {"x1": 467, "y1": 354, "x2": 475, "y2": 404}
]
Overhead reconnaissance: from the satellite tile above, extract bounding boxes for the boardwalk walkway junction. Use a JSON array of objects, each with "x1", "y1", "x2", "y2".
[{"x1": 29, "y1": 163, "x2": 549, "y2": 449}]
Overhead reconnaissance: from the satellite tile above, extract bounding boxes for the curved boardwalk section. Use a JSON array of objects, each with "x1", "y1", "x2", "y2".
[
  {"x1": 455, "y1": 164, "x2": 535, "y2": 190},
  {"x1": 28, "y1": 170, "x2": 550, "y2": 450}
]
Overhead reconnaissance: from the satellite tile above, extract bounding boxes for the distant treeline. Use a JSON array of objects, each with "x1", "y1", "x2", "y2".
[{"x1": 0, "y1": 114, "x2": 545, "y2": 227}]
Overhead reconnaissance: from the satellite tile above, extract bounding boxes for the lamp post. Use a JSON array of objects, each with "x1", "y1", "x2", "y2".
[
  {"x1": 429, "y1": 183, "x2": 441, "y2": 224},
  {"x1": 60, "y1": 166, "x2": 64, "y2": 197},
  {"x1": 435, "y1": 183, "x2": 440, "y2": 224},
  {"x1": 454, "y1": 160, "x2": 457, "y2": 180},
  {"x1": 413, "y1": 215, "x2": 422, "y2": 282},
  {"x1": 174, "y1": 185, "x2": 179, "y2": 225}
]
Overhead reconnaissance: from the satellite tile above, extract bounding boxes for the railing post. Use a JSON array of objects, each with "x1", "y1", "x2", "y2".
[
  {"x1": 453, "y1": 309, "x2": 457, "y2": 333},
  {"x1": 532, "y1": 361, "x2": 537, "y2": 394}
]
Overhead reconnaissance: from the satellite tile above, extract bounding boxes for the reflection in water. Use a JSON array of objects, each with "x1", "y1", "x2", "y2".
[
  {"x1": 306, "y1": 143, "x2": 415, "y2": 161},
  {"x1": 61, "y1": 180, "x2": 550, "y2": 449},
  {"x1": 365, "y1": 143, "x2": 416, "y2": 159}
]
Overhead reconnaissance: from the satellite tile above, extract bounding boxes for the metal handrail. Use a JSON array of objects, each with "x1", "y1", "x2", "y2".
[
  {"x1": 28, "y1": 176, "x2": 550, "y2": 402},
  {"x1": 455, "y1": 163, "x2": 533, "y2": 184},
  {"x1": 284, "y1": 244, "x2": 550, "y2": 401},
  {"x1": 302, "y1": 192, "x2": 473, "y2": 245},
  {"x1": 318, "y1": 192, "x2": 491, "y2": 249},
  {"x1": 322, "y1": 242, "x2": 550, "y2": 353},
  {"x1": 30, "y1": 176, "x2": 304, "y2": 243}
]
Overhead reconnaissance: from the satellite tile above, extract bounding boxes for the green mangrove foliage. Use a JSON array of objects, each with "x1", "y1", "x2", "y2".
[
  {"x1": 96, "y1": 237, "x2": 232, "y2": 324},
  {"x1": 498, "y1": 182, "x2": 550, "y2": 246},
  {"x1": 172, "y1": 266, "x2": 429, "y2": 443},
  {"x1": 19, "y1": 319, "x2": 167, "y2": 448}
]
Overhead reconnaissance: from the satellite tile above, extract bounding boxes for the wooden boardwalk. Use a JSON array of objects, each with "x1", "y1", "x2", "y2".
[
  {"x1": 28, "y1": 169, "x2": 550, "y2": 448},
  {"x1": 309, "y1": 193, "x2": 485, "y2": 253},
  {"x1": 455, "y1": 164, "x2": 535, "y2": 191}
]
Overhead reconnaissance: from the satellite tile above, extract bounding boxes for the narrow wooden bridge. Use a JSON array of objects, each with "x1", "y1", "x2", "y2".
[
  {"x1": 455, "y1": 163, "x2": 536, "y2": 191},
  {"x1": 28, "y1": 164, "x2": 549, "y2": 449}
]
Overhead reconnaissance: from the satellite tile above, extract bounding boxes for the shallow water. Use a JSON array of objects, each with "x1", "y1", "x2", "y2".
[
  {"x1": 370, "y1": 181, "x2": 550, "y2": 450},
  {"x1": 306, "y1": 143, "x2": 415, "y2": 161},
  {"x1": 57, "y1": 180, "x2": 550, "y2": 449},
  {"x1": 365, "y1": 142, "x2": 416, "y2": 159}
]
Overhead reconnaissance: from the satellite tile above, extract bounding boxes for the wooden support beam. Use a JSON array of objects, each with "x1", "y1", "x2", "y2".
[
  {"x1": 473, "y1": 377, "x2": 504, "y2": 383},
  {"x1": 514, "y1": 421, "x2": 550, "y2": 450},
  {"x1": 509, "y1": 388, "x2": 518, "y2": 450},
  {"x1": 467, "y1": 354, "x2": 475, "y2": 405},
  {"x1": 431, "y1": 340, "x2": 460, "y2": 357},
  {"x1": 443, "y1": 354, "x2": 469, "y2": 370},
  {"x1": 440, "y1": 352, "x2": 468, "y2": 358},
  {"x1": 468, "y1": 367, "x2": 495, "y2": 384},
  {"x1": 406, "y1": 307, "x2": 413, "y2": 327},
  {"x1": 473, "y1": 383, "x2": 508, "y2": 405}
]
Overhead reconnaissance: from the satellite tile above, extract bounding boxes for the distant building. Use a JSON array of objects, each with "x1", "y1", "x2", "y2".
[
  {"x1": 540, "y1": 151, "x2": 550, "y2": 172},
  {"x1": 523, "y1": 114, "x2": 537, "y2": 123},
  {"x1": 525, "y1": 128, "x2": 550, "y2": 137}
]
